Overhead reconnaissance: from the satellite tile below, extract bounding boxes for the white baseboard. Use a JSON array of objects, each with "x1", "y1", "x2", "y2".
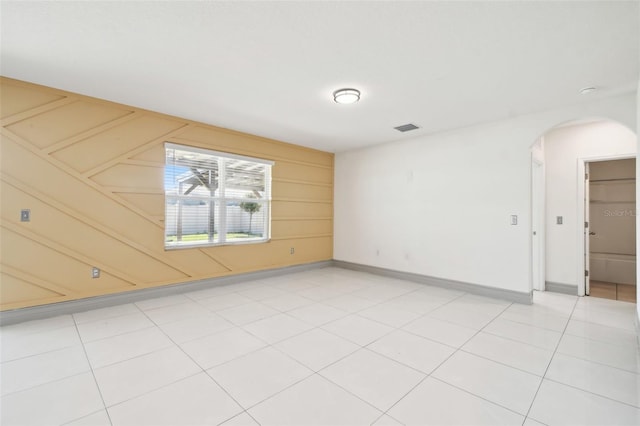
[
  {"x1": 0, "y1": 261, "x2": 333, "y2": 326},
  {"x1": 1, "y1": 259, "x2": 539, "y2": 326},
  {"x1": 545, "y1": 281, "x2": 578, "y2": 295},
  {"x1": 334, "y1": 260, "x2": 532, "y2": 305}
]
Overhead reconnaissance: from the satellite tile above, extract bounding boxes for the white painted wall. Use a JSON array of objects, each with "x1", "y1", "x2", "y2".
[
  {"x1": 636, "y1": 78, "x2": 640, "y2": 324},
  {"x1": 334, "y1": 93, "x2": 636, "y2": 296},
  {"x1": 544, "y1": 122, "x2": 636, "y2": 287},
  {"x1": 531, "y1": 137, "x2": 545, "y2": 163}
]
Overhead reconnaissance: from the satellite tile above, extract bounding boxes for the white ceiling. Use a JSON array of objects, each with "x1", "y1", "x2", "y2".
[{"x1": 1, "y1": 1, "x2": 638, "y2": 153}]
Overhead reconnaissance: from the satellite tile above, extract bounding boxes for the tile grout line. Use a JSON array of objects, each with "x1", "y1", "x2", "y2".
[
  {"x1": 564, "y1": 321, "x2": 639, "y2": 342},
  {"x1": 522, "y1": 294, "x2": 580, "y2": 424},
  {"x1": 78, "y1": 303, "x2": 200, "y2": 418},
  {"x1": 77, "y1": 322, "x2": 158, "y2": 345},
  {"x1": 370, "y1": 300, "x2": 517, "y2": 424},
  {"x1": 59, "y1": 409, "x2": 110, "y2": 426},
  {"x1": 197, "y1": 293, "x2": 384, "y2": 422},
  {"x1": 551, "y1": 347, "x2": 640, "y2": 376},
  {"x1": 0, "y1": 318, "x2": 75, "y2": 338},
  {"x1": 455, "y1": 347, "x2": 547, "y2": 378},
  {"x1": 75, "y1": 296, "x2": 270, "y2": 418},
  {"x1": 230, "y1": 274, "x2": 407, "y2": 419},
  {"x1": 206, "y1": 276, "x2": 445, "y2": 423},
  {"x1": 1, "y1": 310, "x2": 166, "y2": 400},
  {"x1": 427, "y1": 301, "x2": 542, "y2": 420},
  {"x1": 0, "y1": 338, "x2": 83, "y2": 368},
  {"x1": 562, "y1": 328, "x2": 640, "y2": 348},
  {"x1": 135, "y1": 307, "x2": 262, "y2": 426},
  {"x1": 349, "y1": 287, "x2": 505, "y2": 424},
  {"x1": 430, "y1": 375, "x2": 529, "y2": 418},
  {"x1": 184, "y1": 271, "x2": 374, "y2": 413},
  {"x1": 396, "y1": 290, "x2": 500, "y2": 332},
  {"x1": 0, "y1": 370, "x2": 91, "y2": 400},
  {"x1": 71, "y1": 313, "x2": 114, "y2": 426},
  {"x1": 70, "y1": 282, "x2": 584, "y2": 421},
  {"x1": 74, "y1": 304, "x2": 170, "y2": 370},
  {"x1": 542, "y1": 376, "x2": 640, "y2": 410},
  {"x1": 240, "y1": 370, "x2": 385, "y2": 422},
  {"x1": 499, "y1": 316, "x2": 569, "y2": 334},
  {"x1": 0, "y1": 273, "x2": 392, "y2": 421},
  {"x1": 452, "y1": 300, "x2": 559, "y2": 377},
  {"x1": 5, "y1": 269, "x2": 636, "y2": 425},
  {"x1": 479, "y1": 327, "x2": 561, "y2": 352}
]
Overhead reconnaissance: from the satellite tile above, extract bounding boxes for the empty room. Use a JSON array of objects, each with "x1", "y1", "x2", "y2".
[{"x1": 1, "y1": 1, "x2": 639, "y2": 425}]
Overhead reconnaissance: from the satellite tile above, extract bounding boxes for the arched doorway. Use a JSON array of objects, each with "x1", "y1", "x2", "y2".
[{"x1": 530, "y1": 118, "x2": 637, "y2": 301}]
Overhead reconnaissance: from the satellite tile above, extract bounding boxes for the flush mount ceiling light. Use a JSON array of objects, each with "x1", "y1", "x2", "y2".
[
  {"x1": 333, "y1": 88, "x2": 360, "y2": 104},
  {"x1": 579, "y1": 86, "x2": 597, "y2": 95}
]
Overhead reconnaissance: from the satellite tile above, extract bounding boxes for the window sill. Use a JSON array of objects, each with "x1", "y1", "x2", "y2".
[{"x1": 164, "y1": 238, "x2": 271, "y2": 251}]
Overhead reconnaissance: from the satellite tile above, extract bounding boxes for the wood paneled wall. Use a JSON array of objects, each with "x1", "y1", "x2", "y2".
[{"x1": 0, "y1": 77, "x2": 333, "y2": 310}]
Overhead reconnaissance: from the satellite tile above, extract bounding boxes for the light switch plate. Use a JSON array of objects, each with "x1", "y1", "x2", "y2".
[
  {"x1": 511, "y1": 215, "x2": 518, "y2": 225},
  {"x1": 20, "y1": 209, "x2": 30, "y2": 222},
  {"x1": 557, "y1": 216, "x2": 563, "y2": 225}
]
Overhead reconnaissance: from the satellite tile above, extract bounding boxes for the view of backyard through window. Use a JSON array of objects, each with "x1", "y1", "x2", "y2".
[{"x1": 164, "y1": 143, "x2": 273, "y2": 249}]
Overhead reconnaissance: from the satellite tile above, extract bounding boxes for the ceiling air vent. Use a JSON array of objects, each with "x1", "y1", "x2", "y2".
[{"x1": 394, "y1": 123, "x2": 420, "y2": 132}]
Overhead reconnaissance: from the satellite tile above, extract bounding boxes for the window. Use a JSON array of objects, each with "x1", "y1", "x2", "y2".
[{"x1": 164, "y1": 143, "x2": 273, "y2": 249}]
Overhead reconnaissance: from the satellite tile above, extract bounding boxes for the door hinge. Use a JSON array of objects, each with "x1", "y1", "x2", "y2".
[
  {"x1": 585, "y1": 173, "x2": 589, "y2": 180},
  {"x1": 585, "y1": 221, "x2": 589, "y2": 228},
  {"x1": 585, "y1": 270, "x2": 589, "y2": 277}
]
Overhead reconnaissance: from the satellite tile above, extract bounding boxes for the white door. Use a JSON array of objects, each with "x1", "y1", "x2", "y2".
[
  {"x1": 531, "y1": 159, "x2": 545, "y2": 291},
  {"x1": 585, "y1": 162, "x2": 590, "y2": 296}
]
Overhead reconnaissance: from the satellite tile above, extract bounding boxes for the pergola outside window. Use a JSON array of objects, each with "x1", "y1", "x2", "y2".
[{"x1": 164, "y1": 143, "x2": 273, "y2": 249}]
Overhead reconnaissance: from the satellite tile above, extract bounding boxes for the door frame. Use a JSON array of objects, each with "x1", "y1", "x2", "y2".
[
  {"x1": 531, "y1": 157, "x2": 545, "y2": 291},
  {"x1": 577, "y1": 154, "x2": 635, "y2": 296}
]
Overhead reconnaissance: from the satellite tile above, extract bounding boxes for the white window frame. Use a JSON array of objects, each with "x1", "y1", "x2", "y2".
[{"x1": 164, "y1": 142, "x2": 273, "y2": 250}]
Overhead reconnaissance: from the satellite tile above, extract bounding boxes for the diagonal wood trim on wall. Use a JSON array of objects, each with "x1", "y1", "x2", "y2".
[{"x1": 0, "y1": 77, "x2": 334, "y2": 310}]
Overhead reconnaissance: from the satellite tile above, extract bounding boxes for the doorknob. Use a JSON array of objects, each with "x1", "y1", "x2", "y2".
[{"x1": 589, "y1": 231, "x2": 596, "y2": 236}]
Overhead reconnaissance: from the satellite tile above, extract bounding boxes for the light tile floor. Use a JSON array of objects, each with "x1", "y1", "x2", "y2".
[{"x1": 1, "y1": 267, "x2": 639, "y2": 425}]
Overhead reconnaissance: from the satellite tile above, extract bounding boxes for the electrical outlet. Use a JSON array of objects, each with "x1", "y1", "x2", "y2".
[
  {"x1": 290, "y1": 247, "x2": 295, "y2": 255},
  {"x1": 511, "y1": 215, "x2": 518, "y2": 225},
  {"x1": 557, "y1": 216, "x2": 563, "y2": 225},
  {"x1": 92, "y1": 267, "x2": 100, "y2": 279},
  {"x1": 20, "y1": 209, "x2": 30, "y2": 222}
]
